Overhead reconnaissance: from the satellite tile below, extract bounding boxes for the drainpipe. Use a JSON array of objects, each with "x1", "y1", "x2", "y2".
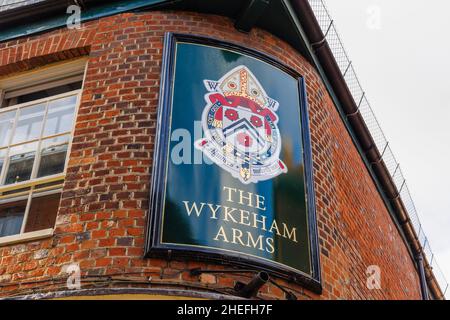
[{"x1": 416, "y1": 253, "x2": 429, "y2": 300}]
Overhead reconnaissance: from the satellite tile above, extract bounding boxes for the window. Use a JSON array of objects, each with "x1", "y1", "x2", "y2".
[
  {"x1": 0, "y1": 190, "x2": 60, "y2": 237},
  {"x1": 0, "y1": 93, "x2": 78, "y2": 186},
  {"x1": 0, "y1": 59, "x2": 85, "y2": 240}
]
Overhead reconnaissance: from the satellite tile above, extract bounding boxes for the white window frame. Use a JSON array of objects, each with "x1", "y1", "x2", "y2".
[
  {"x1": 0, "y1": 90, "x2": 81, "y2": 186},
  {"x1": 0, "y1": 58, "x2": 87, "y2": 243}
]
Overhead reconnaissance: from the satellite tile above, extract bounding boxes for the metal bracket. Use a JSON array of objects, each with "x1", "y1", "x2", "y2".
[{"x1": 234, "y1": 272, "x2": 269, "y2": 298}]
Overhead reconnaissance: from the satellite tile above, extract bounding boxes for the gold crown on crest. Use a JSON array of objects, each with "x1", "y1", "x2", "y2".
[{"x1": 213, "y1": 66, "x2": 279, "y2": 111}]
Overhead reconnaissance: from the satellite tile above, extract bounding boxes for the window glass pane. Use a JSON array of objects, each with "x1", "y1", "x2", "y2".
[
  {"x1": 0, "y1": 199, "x2": 26, "y2": 237},
  {"x1": 0, "y1": 111, "x2": 16, "y2": 147},
  {"x1": 25, "y1": 192, "x2": 60, "y2": 233},
  {"x1": 37, "y1": 135, "x2": 70, "y2": 178},
  {"x1": 4, "y1": 142, "x2": 38, "y2": 185},
  {"x1": 12, "y1": 103, "x2": 46, "y2": 144},
  {"x1": 43, "y1": 95, "x2": 77, "y2": 136},
  {"x1": 15, "y1": 81, "x2": 82, "y2": 106},
  {"x1": 0, "y1": 149, "x2": 6, "y2": 178}
]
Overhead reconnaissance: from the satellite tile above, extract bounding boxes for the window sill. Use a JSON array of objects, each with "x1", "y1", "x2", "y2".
[
  {"x1": 0, "y1": 173, "x2": 65, "y2": 195},
  {"x1": 0, "y1": 228, "x2": 54, "y2": 247}
]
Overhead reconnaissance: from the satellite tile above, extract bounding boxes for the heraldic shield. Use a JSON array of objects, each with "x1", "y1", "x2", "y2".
[{"x1": 195, "y1": 65, "x2": 288, "y2": 184}]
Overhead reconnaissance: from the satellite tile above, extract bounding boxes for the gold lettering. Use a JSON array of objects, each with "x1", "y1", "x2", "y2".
[
  {"x1": 183, "y1": 201, "x2": 205, "y2": 217},
  {"x1": 223, "y1": 206, "x2": 238, "y2": 223},
  {"x1": 213, "y1": 226, "x2": 229, "y2": 243},
  {"x1": 252, "y1": 212, "x2": 267, "y2": 231},
  {"x1": 255, "y1": 194, "x2": 266, "y2": 211},
  {"x1": 246, "y1": 232, "x2": 264, "y2": 251},
  {"x1": 269, "y1": 219, "x2": 281, "y2": 236},
  {"x1": 207, "y1": 203, "x2": 222, "y2": 219},
  {"x1": 232, "y1": 228, "x2": 245, "y2": 246},
  {"x1": 238, "y1": 189, "x2": 253, "y2": 207},
  {"x1": 239, "y1": 209, "x2": 251, "y2": 226},
  {"x1": 266, "y1": 237, "x2": 274, "y2": 253},
  {"x1": 223, "y1": 186, "x2": 237, "y2": 203},
  {"x1": 282, "y1": 223, "x2": 298, "y2": 243}
]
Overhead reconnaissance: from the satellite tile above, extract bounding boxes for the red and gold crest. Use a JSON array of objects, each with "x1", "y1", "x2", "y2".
[{"x1": 196, "y1": 66, "x2": 287, "y2": 184}]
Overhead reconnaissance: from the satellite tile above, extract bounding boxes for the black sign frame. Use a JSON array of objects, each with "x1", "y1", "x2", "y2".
[{"x1": 145, "y1": 32, "x2": 322, "y2": 293}]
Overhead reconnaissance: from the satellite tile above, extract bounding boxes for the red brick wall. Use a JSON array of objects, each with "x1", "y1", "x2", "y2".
[{"x1": 0, "y1": 11, "x2": 421, "y2": 299}]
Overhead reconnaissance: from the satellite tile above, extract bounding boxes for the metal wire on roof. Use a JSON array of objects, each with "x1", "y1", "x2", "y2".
[{"x1": 308, "y1": 0, "x2": 448, "y2": 298}]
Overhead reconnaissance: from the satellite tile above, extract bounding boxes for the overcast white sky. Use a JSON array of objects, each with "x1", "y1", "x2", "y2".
[{"x1": 324, "y1": 0, "x2": 450, "y2": 297}]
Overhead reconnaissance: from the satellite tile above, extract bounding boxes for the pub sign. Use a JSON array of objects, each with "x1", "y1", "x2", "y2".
[{"x1": 146, "y1": 33, "x2": 321, "y2": 289}]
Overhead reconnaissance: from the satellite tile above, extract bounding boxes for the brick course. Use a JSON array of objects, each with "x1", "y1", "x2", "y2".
[{"x1": 0, "y1": 11, "x2": 421, "y2": 299}]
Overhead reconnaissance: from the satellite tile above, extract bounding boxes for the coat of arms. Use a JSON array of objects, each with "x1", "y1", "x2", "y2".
[{"x1": 195, "y1": 65, "x2": 287, "y2": 184}]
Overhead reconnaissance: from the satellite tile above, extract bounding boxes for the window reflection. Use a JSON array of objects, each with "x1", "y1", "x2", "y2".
[
  {"x1": 12, "y1": 103, "x2": 46, "y2": 144},
  {"x1": 0, "y1": 111, "x2": 15, "y2": 147},
  {"x1": 0, "y1": 94, "x2": 77, "y2": 186},
  {"x1": 0, "y1": 149, "x2": 6, "y2": 178},
  {"x1": 37, "y1": 135, "x2": 70, "y2": 178},
  {"x1": 5, "y1": 142, "x2": 38, "y2": 185},
  {"x1": 44, "y1": 96, "x2": 76, "y2": 137},
  {"x1": 0, "y1": 199, "x2": 26, "y2": 237},
  {"x1": 25, "y1": 192, "x2": 61, "y2": 233}
]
